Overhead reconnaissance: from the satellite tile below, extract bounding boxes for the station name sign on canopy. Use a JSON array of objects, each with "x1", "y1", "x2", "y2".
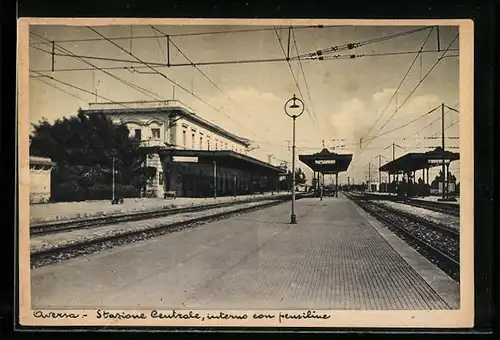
[
  {"x1": 299, "y1": 148, "x2": 352, "y2": 174},
  {"x1": 378, "y1": 147, "x2": 460, "y2": 175}
]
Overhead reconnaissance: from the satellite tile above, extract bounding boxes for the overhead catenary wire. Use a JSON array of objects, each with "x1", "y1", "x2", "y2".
[
  {"x1": 402, "y1": 102, "x2": 459, "y2": 142},
  {"x1": 30, "y1": 25, "x2": 325, "y2": 46},
  {"x1": 31, "y1": 76, "x2": 87, "y2": 102},
  {"x1": 29, "y1": 47, "x2": 460, "y2": 74},
  {"x1": 273, "y1": 26, "x2": 322, "y2": 139},
  {"x1": 360, "y1": 27, "x2": 435, "y2": 143},
  {"x1": 85, "y1": 26, "x2": 281, "y2": 149},
  {"x1": 299, "y1": 26, "x2": 433, "y2": 59},
  {"x1": 360, "y1": 104, "x2": 441, "y2": 144},
  {"x1": 30, "y1": 29, "x2": 283, "y2": 159},
  {"x1": 405, "y1": 118, "x2": 460, "y2": 152},
  {"x1": 30, "y1": 33, "x2": 164, "y2": 101},
  {"x1": 366, "y1": 33, "x2": 458, "y2": 141},
  {"x1": 30, "y1": 70, "x2": 129, "y2": 108},
  {"x1": 291, "y1": 27, "x2": 320, "y2": 138},
  {"x1": 151, "y1": 25, "x2": 284, "y2": 142},
  {"x1": 351, "y1": 32, "x2": 459, "y2": 168}
]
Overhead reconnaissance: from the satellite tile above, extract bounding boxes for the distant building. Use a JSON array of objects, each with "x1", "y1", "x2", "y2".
[
  {"x1": 30, "y1": 156, "x2": 56, "y2": 204},
  {"x1": 81, "y1": 100, "x2": 284, "y2": 198}
]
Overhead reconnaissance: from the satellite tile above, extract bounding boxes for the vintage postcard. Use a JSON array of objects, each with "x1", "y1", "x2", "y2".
[{"x1": 18, "y1": 18, "x2": 474, "y2": 328}]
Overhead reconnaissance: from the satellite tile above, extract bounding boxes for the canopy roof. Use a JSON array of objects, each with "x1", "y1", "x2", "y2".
[
  {"x1": 298, "y1": 148, "x2": 353, "y2": 174},
  {"x1": 379, "y1": 147, "x2": 460, "y2": 174},
  {"x1": 148, "y1": 148, "x2": 286, "y2": 175}
]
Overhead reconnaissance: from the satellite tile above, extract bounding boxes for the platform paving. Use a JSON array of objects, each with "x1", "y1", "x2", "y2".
[{"x1": 31, "y1": 196, "x2": 459, "y2": 310}]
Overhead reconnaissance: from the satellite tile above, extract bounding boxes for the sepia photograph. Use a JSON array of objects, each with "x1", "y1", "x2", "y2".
[{"x1": 17, "y1": 18, "x2": 474, "y2": 328}]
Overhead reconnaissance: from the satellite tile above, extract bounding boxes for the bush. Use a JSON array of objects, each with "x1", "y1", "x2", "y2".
[
  {"x1": 116, "y1": 184, "x2": 140, "y2": 198},
  {"x1": 52, "y1": 180, "x2": 87, "y2": 202},
  {"x1": 52, "y1": 182, "x2": 140, "y2": 202}
]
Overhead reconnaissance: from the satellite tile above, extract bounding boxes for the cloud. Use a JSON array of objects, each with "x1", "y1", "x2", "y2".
[
  {"x1": 325, "y1": 91, "x2": 444, "y2": 147},
  {"x1": 327, "y1": 97, "x2": 372, "y2": 141},
  {"x1": 372, "y1": 88, "x2": 396, "y2": 102}
]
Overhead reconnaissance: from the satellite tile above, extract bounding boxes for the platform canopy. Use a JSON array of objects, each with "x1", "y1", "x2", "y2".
[
  {"x1": 298, "y1": 148, "x2": 353, "y2": 174},
  {"x1": 379, "y1": 147, "x2": 460, "y2": 174},
  {"x1": 151, "y1": 148, "x2": 286, "y2": 176}
]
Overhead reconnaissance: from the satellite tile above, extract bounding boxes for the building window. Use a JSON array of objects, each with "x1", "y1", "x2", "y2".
[
  {"x1": 182, "y1": 130, "x2": 187, "y2": 147},
  {"x1": 199, "y1": 137, "x2": 203, "y2": 149},
  {"x1": 159, "y1": 172, "x2": 164, "y2": 185},
  {"x1": 192, "y1": 133, "x2": 195, "y2": 149},
  {"x1": 225, "y1": 143, "x2": 228, "y2": 150},
  {"x1": 134, "y1": 129, "x2": 142, "y2": 140},
  {"x1": 207, "y1": 139, "x2": 211, "y2": 150},
  {"x1": 151, "y1": 128, "x2": 160, "y2": 139}
]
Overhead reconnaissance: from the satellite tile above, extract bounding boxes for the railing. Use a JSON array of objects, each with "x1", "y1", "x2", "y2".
[
  {"x1": 139, "y1": 139, "x2": 166, "y2": 148},
  {"x1": 88, "y1": 100, "x2": 196, "y2": 113}
]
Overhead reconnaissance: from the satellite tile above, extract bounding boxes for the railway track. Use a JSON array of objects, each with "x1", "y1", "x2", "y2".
[
  {"x1": 402, "y1": 199, "x2": 460, "y2": 217},
  {"x1": 31, "y1": 194, "x2": 311, "y2": 267},
  {"x1": 344, "y1": 192, "x2": 459, "y2": 281},
  {"x1": 353, "y1": 191, "x2": 460, "y2": 217},
  {"x1": 31, "y1": 194, "x2": 298, "y2": 236}
]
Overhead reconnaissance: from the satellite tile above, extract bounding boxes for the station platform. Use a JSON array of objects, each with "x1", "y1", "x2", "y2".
[
  {"x1": 29, "y1": 192, "x2": 289, "y2": 224},
  {"x1": 31, "y1": 195, "x2": 459, "y2": 310}
]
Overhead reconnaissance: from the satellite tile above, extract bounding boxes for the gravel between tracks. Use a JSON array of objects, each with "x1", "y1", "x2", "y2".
[
  {"x1": 30, "y1": 199, "x2": 276, "y2": 254},
  {"x1": 30, "y1": 192, "x2": 289, "y2": 225},
  {"x1": 376, "y1": 201, "x2": 459, "y2": 230},
  {"x1": 364, "y1": 202, "x2": 459, "y2": 262}
]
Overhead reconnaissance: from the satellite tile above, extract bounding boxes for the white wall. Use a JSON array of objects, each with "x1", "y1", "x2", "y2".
[
  {"x1": 109, "y1": 112, "x2": 248, "y2": 152},
  {"x1": 174, "y1": 117, "x2": 247, "y2": 152}
]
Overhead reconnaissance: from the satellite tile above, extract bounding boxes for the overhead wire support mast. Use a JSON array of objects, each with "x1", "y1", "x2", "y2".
[
  {"x1": 273, "y1": 26, "x2": 322, "y2": 139},
  {"x1": 30, "y1": 44, "x2": 459, "y2": 73},
  {"x1": 354, "y1": 32, "x2": 458, "y2": 165},
  {"x1": 30, "y1": 33, "x2": 164, "y2": 101},
  {"x1": 85, "y1": 27, "x2": 220, "y2": 114},
  {"x1": 301, "y1": 26, "x2": 432, "y2": 60},
  {"x1": 291, "y1": 27, "x2": 320, "y2": 137},
  {"x1": 151, "y1": 26, "x2": 284, "y2": 142},
  {"x1": 360, "y1": 27, "x2": 435, "y2": 143},
  {"x1": 30, "y1": 25, "x2": 324, "y2": 46},
  {"x1": 85, "y1": 26, "x2": 278, "y2": 151}
]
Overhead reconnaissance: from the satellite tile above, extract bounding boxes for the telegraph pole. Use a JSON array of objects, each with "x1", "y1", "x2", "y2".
[
  {"x1": 441, "y1": 102, "x2": 446, "y2": 200},
  {"x1": 376, "y1": 154, "x2": 386, "y2": 192},
  {"x1": 368, "y1": 162, "x2": 372, "y2": 192}
]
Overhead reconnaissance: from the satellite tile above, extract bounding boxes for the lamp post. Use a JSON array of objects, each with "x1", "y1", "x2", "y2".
[{"x1": 284, "y1": 94, "x2": 305, "y2": 224}]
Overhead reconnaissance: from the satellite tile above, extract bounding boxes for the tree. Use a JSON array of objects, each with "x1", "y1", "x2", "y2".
[
  {"x1": 30, "y1": 111, "x2": 152, "y2": 201},
  {"x1": 295, "y1": 168, "x2": 307, "y2": 185}
]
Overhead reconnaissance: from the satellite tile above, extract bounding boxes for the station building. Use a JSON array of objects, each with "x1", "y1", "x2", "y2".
[{"x1": 81, "y1": 100, "x2": 285, "y2": 198}]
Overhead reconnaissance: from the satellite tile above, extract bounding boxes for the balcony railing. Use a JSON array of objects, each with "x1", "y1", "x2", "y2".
[
  {"x1": 88, "y1": 100, "x2": 196, "y2": 113},
  {"x1": 139, "y1": 139, "x2": 166, "y2": 148}
]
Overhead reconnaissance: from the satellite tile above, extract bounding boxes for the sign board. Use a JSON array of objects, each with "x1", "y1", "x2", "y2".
[
  {"x1": 173, "y1": 156, "x2": 199, "y2": 163},
  {"x1": 428, "y1": 159, "x2": 447, "y2": 165},
  {"x1": 315, "y1": 159, "x2": 336, "y2": 165}
]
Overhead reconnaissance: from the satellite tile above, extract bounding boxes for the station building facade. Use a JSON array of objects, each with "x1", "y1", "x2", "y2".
[{"x1": 81, "y1": 101, "x2": 284, "y2": 198}]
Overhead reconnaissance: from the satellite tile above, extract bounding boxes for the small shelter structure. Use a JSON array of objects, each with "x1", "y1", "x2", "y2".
[
  {"x1": 298, "y1": 148, "x2": 353, "y2": 198},
  {"x1": 379, "y1": 147, "x2": 459, "y2": 198}
]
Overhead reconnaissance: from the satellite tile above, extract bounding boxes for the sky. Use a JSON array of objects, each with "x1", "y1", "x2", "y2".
[{"x1": 28, "y1": 23, "x2": 461, "y2": 185}]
